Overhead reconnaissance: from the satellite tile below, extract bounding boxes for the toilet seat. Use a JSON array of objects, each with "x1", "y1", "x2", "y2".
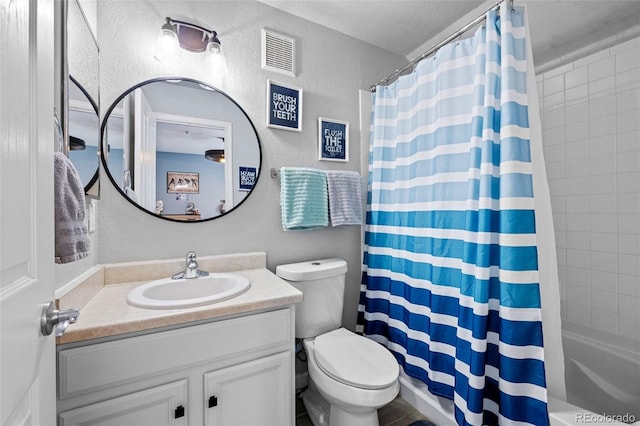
[{"x1": 314, "y1": 328, "x2": 399, "y2": 390}]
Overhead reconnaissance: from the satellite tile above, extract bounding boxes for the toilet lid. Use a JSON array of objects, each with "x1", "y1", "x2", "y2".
[{"x1": 314, "y1": 328, "x2": 399, "y2": 390}]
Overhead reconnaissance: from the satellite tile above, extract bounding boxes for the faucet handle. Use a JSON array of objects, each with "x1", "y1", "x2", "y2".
[{"x1": 186, "y1": 251, "x2": 198, "y2": 268}]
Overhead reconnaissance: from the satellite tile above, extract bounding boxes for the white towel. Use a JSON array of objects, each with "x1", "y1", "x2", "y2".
[
  {"x1": 54, "y1": 152, "x2": 90, "y2": 263},
  {"x1": 325, "y1": 170, "x2": 363, "y2": 226}
]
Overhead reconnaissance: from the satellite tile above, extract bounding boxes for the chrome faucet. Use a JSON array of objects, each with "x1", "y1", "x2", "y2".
[{"x1": 172, "y1": 251, "x2": 209, "y2": 279}]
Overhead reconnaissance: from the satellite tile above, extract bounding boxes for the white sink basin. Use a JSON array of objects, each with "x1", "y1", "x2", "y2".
[{"x1": 126, "y1": 273, "x2": 250, "y2": 309}]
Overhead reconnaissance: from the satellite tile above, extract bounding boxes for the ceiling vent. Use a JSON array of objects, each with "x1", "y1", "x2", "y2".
[{"x1": 262, "y1": 28, "x2": 296, "y2": 77}]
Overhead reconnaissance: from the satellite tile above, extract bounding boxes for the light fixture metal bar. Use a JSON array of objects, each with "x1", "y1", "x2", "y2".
[{"x1": 169, "y1": 18, "x2": 213, "y2": 36}]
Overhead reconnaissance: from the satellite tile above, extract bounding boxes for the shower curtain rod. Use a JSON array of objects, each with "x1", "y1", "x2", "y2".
[{"x1": 370, "y1": 0, "x2": 511, "y2": 92}]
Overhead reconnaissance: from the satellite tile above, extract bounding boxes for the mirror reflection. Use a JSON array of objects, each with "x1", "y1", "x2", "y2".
[
  {"x1": 68, "y1": 0, "x2": 98, "y2": 102},
  {"x1": 68, "y1": 76, "x2": 99, "y2": 190},
  {"x1": 101, "y1": 79, "x2": 262, "y2": 222},
  {"x1": 67, "y1": 0, "x2": 100, "y2": 194}
]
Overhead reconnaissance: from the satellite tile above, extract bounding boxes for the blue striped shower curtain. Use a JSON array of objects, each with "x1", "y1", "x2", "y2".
[{"x1": 359, "y1": 4, "x2": 548, "y2": 425}]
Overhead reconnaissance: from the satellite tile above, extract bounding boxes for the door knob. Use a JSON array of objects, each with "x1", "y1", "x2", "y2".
[{"x1": 40, "y1": 301, "x2": 79, "y2": 337}]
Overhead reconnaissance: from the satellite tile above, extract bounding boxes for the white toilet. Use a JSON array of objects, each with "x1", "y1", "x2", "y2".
[{"x1": 276, "y1": 258, "x2": 400, "y2": 426}]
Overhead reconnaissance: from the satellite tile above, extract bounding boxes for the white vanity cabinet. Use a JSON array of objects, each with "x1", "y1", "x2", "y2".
[{"x1": 57, "y1": 308, "x2": 295, "y2": 426}]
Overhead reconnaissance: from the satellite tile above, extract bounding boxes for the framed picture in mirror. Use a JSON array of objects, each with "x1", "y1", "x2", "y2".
[
  {"x1": 239, "y1": 166, "x2": 257, "y2": 191},
  {"x1": 167, "y1": 172, "x2": 199, "y2": 194}
]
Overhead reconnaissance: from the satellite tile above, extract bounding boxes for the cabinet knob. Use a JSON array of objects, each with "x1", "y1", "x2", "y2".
[
  {"x1": 208, "y1": 396, "x2": 218, "y2": 408},
  {"x1": 174, "y1": 405, "x2": 185, "y2": 419}
]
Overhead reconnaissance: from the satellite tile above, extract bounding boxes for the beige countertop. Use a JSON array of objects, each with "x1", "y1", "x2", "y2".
[{"x1": 56, "y1": 253, "x2": 302, "y2": 345}]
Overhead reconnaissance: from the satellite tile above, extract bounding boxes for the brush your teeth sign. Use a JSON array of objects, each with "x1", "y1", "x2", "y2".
[
  {"x1": 267, "y1": 80, "x2": 303, "y2": 132},
  {"x1": 318, "y1": 117, "x2": 349, "y2": 162}
]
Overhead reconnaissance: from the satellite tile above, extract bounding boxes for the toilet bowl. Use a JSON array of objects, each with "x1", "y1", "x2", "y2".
[
  {"x1": 276, "y1": 259, "x2": 400, "y2": 426},
  {"x1": 302, "y1": 328, "x2": 400, "y2": 426}
]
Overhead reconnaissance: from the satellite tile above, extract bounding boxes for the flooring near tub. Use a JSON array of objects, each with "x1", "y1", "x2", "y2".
[{"x1": 296, "y1": 395, "x2": 434, "y2": 426}]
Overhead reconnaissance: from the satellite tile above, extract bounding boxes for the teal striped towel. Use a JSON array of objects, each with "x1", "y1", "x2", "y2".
[{"x1": 280, "y1": 167, "x2": 329, "y2": 230}]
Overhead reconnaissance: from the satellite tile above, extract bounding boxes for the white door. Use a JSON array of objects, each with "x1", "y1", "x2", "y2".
[
  {"x1": 134, "y1": 88, "x2": 157, "y2": 211},
  {"x1": 204, "y1": 351, "x2": 293, "y2": 426},
  {"x1": 58, "y1": 380, "x2": 187, "y2": 426},
  {"x1": 0, "y1": 0, "x2": 57, "y2": 425}
]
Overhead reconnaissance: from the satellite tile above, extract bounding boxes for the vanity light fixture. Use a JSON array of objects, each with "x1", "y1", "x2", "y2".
[
  {"x1": 154, "y1": 17, "x2": 227, "y2": 77},
  {"x1": 204, "y1": 149, "x2": 225, "y2": 163}
]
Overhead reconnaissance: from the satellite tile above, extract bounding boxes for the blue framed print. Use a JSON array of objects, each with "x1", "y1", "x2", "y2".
[
  {"x1": 266, "y1": 79, "x2": 303, "y2": 132},
  {"x1": 239, "y1": 166, "x2": 257, "y2": 191},
  {"x1": 318, "y1": 117, "x2": 349, "y2": 162}
]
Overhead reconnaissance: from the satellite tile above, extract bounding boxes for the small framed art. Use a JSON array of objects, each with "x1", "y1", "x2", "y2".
[
  {"x1": 318, "y1": 117, "x2": 349, "y2": 162},
  {"x1": 239, "y1": 166, "x2": 257, "y2": 191},
  {"x1": 266, "y1": 79, "x2": 303, "y2": 132},
  {"x1": 167, "y1": 171, "x2": 199, "y2": 194}
]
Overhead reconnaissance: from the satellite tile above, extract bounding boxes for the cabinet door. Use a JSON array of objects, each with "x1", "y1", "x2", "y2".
[
  {"x1": 204, "y1": 351, "x2": 292, "y2": 426},
  {"x1": 59, "y1": 380, "x2": 187, "y2": 426}
]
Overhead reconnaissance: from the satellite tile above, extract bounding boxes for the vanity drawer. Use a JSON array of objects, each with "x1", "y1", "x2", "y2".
[{"x1": 58, "y1": 308, "x2": 292, "y2": 399}]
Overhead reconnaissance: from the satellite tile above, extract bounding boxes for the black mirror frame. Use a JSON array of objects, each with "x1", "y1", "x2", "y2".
[
  {"x1": 69, "y1": 74, "x2": 100, "y2": 193},
  {"x1": 99, "y1": 77, "x2": 263, "y2": 223}
]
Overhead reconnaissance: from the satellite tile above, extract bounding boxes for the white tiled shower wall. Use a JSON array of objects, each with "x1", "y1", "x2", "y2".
[{"x1": 538, "y1": 36, "x2": 640, "y2": 341}]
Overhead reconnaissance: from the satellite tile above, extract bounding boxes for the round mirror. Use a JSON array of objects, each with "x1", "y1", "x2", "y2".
[
  {"x1": 100, "y1": 78, "x2": 262, "y2": 222},
  {"x1": 69, "y1": 76, "x2": 100, "y2": 191}
]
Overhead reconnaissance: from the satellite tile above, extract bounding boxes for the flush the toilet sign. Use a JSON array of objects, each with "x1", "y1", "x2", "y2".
[
  {"x1": 267, "y1": 80, "x2": 303, "y2": 132},
  {"x1": 318, "y1": 118, "x2": 349, "y2": 162}
]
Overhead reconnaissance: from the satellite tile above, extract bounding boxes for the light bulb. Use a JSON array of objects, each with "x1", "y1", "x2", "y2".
[
  {"x1": 154, "y1": 19, "x2": 181, "y2": 62},
  {"x1": 206, "y1": 37, "x2": 227, "y2": 77}
]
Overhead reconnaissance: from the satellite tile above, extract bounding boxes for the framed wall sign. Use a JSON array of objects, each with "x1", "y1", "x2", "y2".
[
  {"x1": 318, "y1": 117, "x2": 349, "y2": 162},
  {"x1": 167, "y1": 171, "x2": 199, "y2": 194},
  {"x1": 239, "y1": 166, "x2": 257, "y2": 191},
  {"x1": 266, "y1": 79, "x2": 303, "y2": 132}
]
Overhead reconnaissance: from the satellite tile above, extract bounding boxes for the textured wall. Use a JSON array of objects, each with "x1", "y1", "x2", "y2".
[{"x1": 96, "y1": 0, "x2": 404, "y2": 329}]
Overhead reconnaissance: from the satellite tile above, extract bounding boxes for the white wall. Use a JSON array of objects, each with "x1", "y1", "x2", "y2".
[
  {"x1": 95, "y1": 1, "x2": 404, "y2": 330},
  {"x1": 538, "y1": 36, "x2": 640, "y2": 341}
]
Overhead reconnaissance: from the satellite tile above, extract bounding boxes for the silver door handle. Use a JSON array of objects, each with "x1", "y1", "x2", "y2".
[{"x1": 41, "y1": 301, "x2": 79, "y2": 337}]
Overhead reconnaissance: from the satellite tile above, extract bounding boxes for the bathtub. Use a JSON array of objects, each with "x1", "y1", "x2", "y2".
[
  {"x1": 563, "y1": 324, "x2": 639, "y2": 422},
  {"x1": 399, "y1": 325, "x2": 640, "y2": 425}
]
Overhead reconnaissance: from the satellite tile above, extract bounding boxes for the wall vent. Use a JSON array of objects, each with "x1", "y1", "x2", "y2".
[{"x1": 262, "y1": 28, "x2": 296, "y2": 77}]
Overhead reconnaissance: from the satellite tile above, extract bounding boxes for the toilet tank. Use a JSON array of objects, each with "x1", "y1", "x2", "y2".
[{"x1": 276, "y1": 258, "x2": 348, "y2": 339}]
